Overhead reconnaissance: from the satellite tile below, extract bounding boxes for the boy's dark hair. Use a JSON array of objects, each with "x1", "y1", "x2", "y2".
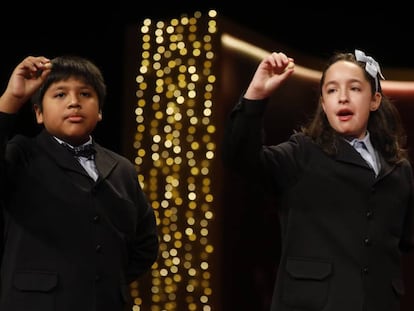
[
  {"x1": 300, "y1": 51, "x2": 408, "y2": 164},
  {"x1": 31, "y1": 55, "x2": 107, "y2": 112}
]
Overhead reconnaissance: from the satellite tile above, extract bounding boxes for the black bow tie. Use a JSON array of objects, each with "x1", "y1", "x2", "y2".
[{"x1": 63, "y1": 143, "x2": 96, "y2": 159}]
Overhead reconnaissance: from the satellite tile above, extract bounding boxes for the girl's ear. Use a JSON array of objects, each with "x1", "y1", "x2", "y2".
[
  {"x1": 370, "y1": 92, "x2": 382, "y2": 111},
  {"x1": 320, "y1": 96, "x2": 326, "y2": 113}
]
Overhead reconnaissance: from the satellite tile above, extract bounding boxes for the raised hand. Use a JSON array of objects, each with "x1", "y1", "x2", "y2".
[
  {"x1": 244, "y1": 52, "x2": 294, "y2": 100},
  {"x1": 0, "y1": 56, "x2": 52, "y2": 113}
]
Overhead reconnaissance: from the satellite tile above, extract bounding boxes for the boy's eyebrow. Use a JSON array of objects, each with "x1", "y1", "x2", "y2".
[{"x1": 46, "y1": 84, "x2": 95, "y2": 92}]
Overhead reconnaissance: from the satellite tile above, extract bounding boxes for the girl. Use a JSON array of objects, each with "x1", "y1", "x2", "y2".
[{"x1": 222, "y1": 50, "x2": 414, "y2": 311}]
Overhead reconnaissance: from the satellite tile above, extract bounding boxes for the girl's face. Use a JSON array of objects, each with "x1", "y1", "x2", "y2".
[
  {"x1": 34, "y1": 77, "x2": 102, "y2": 146},
  {"x1": 321, "y1": 60, "x2": 382, "y2": 139}
]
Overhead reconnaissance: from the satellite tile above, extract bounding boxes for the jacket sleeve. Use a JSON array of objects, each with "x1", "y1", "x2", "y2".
[
  {"x1": 222, "y1": 96, "x2": 268, "y2": 175},
  {"x1": 0, "y1": 112, "x2": 18, "y2": 188},
  {"x1": 399, "y1": 160, "x2": 414, "y2": 253},
  {"x1": 0, "y1": 112, "x2": 18, "y2": 272},
  {"x1": 126, "y1": 183, "x2": 159, "y2": 283}
]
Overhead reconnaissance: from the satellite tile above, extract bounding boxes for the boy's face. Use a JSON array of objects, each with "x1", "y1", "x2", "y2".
[{"x1": 34, "y1": 77, "x2": 102, "y2": 146}]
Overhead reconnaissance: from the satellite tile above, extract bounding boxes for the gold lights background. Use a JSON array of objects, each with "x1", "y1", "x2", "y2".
[
  {"x1": 130, "y1": 9, "x2": 219, "y2": 311},
  {"x1": 123, "y1": 7, "x2": 414, "y2": 311}
]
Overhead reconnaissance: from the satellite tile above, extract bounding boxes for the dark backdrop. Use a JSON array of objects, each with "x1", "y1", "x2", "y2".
[{"x1": 0, "y1": 4, "x2": 412, "y2": 153}]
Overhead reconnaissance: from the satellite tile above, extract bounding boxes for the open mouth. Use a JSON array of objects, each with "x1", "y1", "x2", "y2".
[{"x1": 337, "y1": 109, "x2": 353, "y2": 121}]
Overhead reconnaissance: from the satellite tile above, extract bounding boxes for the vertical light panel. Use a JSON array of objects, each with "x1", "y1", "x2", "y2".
[{"x1": 132, "y1": 9, "x2": 218, "y2": 311}]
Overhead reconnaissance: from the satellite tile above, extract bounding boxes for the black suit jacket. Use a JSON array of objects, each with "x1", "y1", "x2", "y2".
[
  {"x1": 0, "y1": 112, "x2": 159, "y2": 311},
  {"x1": 223, "y1": 98, "x2": 414, "y2": 311}
]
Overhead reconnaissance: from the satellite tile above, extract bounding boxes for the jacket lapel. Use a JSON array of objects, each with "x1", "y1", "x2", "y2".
[
  {"x1": 335, "y1": 138, "x2": 370, "y2": 169},
  {"x1": 335, "y1": 137, "x2": 395, "y2": 179},
  {"x1": 35, "y1": 129, "x2": 120, "y2": 182},
  {"x1": 93, "y1": 144, "x2": 118, "y2": 179},
  {"x1": 35, "y1": 130, "x2": 85, "y2": 174}
]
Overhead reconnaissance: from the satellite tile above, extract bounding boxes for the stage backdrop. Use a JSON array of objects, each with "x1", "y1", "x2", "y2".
[{"x1": 121, "y1": 9, "x2": 414, "y2": 311}]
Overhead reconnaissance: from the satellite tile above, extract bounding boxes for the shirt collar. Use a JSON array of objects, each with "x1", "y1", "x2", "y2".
[
  {"x1": 53, "y1": 136, "x2": 93, "y2": 149},
  {"x1": 347, "y1": 132, "x2": 376, "y2": 155}
]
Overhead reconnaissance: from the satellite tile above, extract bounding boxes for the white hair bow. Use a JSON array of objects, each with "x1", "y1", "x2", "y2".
[{"x1": 355, "y1": 49, "x2": 385, "y2": 92}]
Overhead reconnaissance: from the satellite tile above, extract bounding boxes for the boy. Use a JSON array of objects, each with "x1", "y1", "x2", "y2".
[{"x1": 0, "y1": 55, "x2": 159, "y2": 311}]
